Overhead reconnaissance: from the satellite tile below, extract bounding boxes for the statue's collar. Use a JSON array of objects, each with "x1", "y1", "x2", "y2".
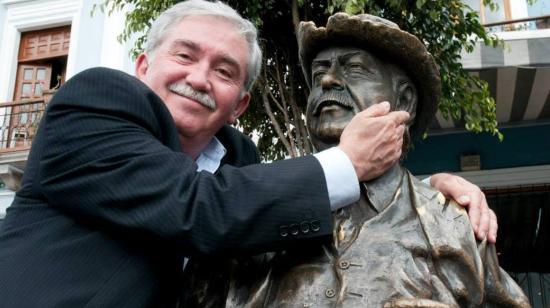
[{"x1": 361, "y1": 164, "x2": 405, "y2": 213}]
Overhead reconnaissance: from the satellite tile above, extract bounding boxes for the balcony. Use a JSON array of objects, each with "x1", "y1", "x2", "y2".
[
  {"x1": 0, "y1": 91, "x2": 53, "y2": 191},
  {"x1": 484, "y1": 14, "x2": 550, "y2": 33},
  {"x1": 461, "y1": 13, "x2": 550, "y2": 70}
]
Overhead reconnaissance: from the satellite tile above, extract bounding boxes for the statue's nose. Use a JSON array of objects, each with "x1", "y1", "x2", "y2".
[{"x1": 321, "y1": 67, "x2": 344, "y2": 91}]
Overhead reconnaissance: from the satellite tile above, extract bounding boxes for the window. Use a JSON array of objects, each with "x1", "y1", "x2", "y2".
[
  {"x1": 528, "y1": 1, "x2": 550, "y2": 30},
  {"x1": 465, "y1": 0, "x2": 550, "y2": 31},
  {"x1": 4, "y1": 25, "x2": 70, "y2": 149},
  {"x1": 483, "y1": 0, "x2": 511, "y2": 24},
  {"x1": 13, "y1": 25, "x2": 70, "y2": 101}
]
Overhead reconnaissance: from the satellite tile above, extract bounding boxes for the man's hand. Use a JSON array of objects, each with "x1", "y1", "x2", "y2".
[
  {"x1": 430, "y1": 173, "x2": 498, "y2": 243},
  {"x1": 338, "y1": 101, "x2": 409, "y2": 182}
]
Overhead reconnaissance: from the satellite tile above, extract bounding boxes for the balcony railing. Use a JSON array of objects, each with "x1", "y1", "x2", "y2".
[
  {"x1": 484, "y1": 14, "x2": 550, "y2": 33},
  {"x1": 0, "y1": 98, "x2": 47, "y2": 152}
]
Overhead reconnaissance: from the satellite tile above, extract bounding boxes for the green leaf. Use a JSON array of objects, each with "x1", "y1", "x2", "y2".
[{"x1": 416, "y1": 0, "x2": 427, "y2": 10}]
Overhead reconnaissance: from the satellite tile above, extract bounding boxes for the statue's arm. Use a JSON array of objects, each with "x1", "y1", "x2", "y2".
[
  {"x1": 180, "y1": 253, "x2": 276, "y2": 307},
  {"x1": 411, "y1": 185, "x2": 529, "y2": 307},
  {"x1": 479, "y1": 243, "x2": 531, "y2": 307}
]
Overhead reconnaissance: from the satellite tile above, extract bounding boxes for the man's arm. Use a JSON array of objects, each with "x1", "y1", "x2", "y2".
[{"x1": 36, "y1": 68, "x2": 333, "y2": 257}]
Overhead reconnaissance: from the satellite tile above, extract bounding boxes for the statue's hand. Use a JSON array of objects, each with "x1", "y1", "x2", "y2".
[
  {"x1": 430, "y1": 173, "x2": 498, "y2": 243},
  {"x1": 338, "y1": 101, "x2": 409, "y2": 182}
]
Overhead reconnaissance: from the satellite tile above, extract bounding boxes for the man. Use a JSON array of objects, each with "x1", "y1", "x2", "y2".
[
  {"x1": 181, "y1": 13, "x2": 529, "y2": 307},
  {"x1": 0, "y1": 1, "x2": 495, "y2": 307}
]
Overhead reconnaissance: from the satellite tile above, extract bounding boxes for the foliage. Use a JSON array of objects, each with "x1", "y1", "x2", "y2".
[
  {"x1": 96, "y1": 0, "x2": 507, "y2": 160},
  {"x1": 93, "y1": 0, "x2": 174, "y2": 59},
  {"x1": 327, "y1": 0, "x2": 504, "y2": 141}
]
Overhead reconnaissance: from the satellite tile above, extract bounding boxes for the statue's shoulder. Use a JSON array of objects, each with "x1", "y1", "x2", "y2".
[
  {"x1": 405, "y1": 170, "x2": 486, "y2": 303},
  {"x1": 405, "y1": 171, "x2": 477, "y2": 249}
]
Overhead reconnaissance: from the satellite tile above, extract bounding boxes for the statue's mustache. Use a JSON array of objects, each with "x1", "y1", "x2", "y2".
[
  {"x1": 168, "y1": 83, "x2": 216, "y2": 110},
  {"x1": 311, "y1": 90, "x2": 355, "y2": 116}
]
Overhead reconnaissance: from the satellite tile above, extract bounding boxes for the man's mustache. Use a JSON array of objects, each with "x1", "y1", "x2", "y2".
[
  {"x1": 168, "y1": 83, "x2": 216, "y2": 110},
  {"x1": 311, "y1": 90, "x2": 355, "y2": 116}
]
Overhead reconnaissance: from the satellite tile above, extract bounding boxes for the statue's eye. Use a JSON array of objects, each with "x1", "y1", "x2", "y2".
[
  {"x1": 346, "y1": 63, "x2": 367, "y2": 74},
  {"x1": 312, "y1": 70, "x2": 327, "y2": 85}
]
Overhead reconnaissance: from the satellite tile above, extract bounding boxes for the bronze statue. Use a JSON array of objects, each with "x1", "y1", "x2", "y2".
[{"x1": 181, "y1": 13, "x2": 530, "y2": 307}]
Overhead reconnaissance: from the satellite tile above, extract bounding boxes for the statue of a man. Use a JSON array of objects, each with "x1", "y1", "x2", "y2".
[{"x1": 182, "y1": 13, "x2": 530, "y2": 308}]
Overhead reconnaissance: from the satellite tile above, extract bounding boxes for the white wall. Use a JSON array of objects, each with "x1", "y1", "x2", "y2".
[
  {"x1": 0, "y1": 3, "x2": 6, "y2": 45},
  {"x1": 67, "y1": 0, "x2": 136, "y2": 78},
  {"x1": 509, "y1": 0, "x2": 529, "y2": 20},
  {"x1": 0, "y1": 189, "x2": 14, "y2": 219}
]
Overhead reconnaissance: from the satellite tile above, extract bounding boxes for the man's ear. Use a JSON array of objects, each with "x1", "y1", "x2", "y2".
[
  {"x1": 135, "y1": 53, "x2": 149, "y2": 81},
  {"x1": 228, "y1": 92, "x2": 250, "y2": 124}
]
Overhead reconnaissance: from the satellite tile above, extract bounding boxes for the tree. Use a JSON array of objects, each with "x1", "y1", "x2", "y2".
[{"x1": 96, "y1": 0, "x2": 507, "y2": 161}]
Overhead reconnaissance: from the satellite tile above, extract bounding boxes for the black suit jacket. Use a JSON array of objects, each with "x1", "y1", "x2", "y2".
[{"x1": 0, "y1": 68, "x2": 332, "y2": 307}]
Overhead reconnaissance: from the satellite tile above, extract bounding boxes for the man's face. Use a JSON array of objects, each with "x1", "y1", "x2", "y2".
[
  {"x1": 136, "y1": 15, "x2": 250, "y2": 147},
  {"x1": 306, "y1": 46, "x2": 401, "y2": 151}
]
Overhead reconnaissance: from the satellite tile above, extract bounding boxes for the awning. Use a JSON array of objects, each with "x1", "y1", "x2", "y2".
[{"x1": 432, "y1": 34, "x2": 550, "y2": 130}]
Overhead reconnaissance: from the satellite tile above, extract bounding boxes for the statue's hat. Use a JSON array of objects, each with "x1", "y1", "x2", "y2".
[{"x1": 298, "y1": 13, "x2": 441, "y2": 138}]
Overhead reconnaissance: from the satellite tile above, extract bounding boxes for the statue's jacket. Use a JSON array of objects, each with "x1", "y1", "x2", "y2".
[{"x1": 182, "y1": 165, "x2": 530, "y2": 307}]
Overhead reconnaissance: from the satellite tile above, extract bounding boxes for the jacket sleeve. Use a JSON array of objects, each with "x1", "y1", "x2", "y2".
[{"x1": 33, "y1": 67, "x2": 332, "y2": 257}]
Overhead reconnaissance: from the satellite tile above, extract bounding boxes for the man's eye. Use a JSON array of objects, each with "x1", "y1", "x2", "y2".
[
  {"x1": 178, "y1": 53, "x2": 192, "y2": 61},
  {"x1": 216, "y1": 68, "x2": 233, "y2": 79}
]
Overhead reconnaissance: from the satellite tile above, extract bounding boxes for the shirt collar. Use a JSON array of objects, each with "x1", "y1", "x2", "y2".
[
  {"x1": 362, "y1": 164, "x2": 405, "y2": 213},
  {"x1": 195, "y1": 137, "x2": 227, "y2": 173}
]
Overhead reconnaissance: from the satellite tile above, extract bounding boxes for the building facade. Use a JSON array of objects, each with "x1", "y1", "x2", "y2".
[{"x1": 0, "y1": 0, "x2": 136, "y2": 223}]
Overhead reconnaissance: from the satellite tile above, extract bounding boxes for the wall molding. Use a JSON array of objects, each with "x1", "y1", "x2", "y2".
[{"x1": 420, "y1": 164, "x2": 550, "y2": 189}]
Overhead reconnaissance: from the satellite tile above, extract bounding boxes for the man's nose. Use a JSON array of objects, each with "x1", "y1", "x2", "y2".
[
  {"x1": 321, "y1": 66, "x2": 344, "y2": 91},
  {"x1": 185, "y1": 62, "x2": 211, "y2": 93}
]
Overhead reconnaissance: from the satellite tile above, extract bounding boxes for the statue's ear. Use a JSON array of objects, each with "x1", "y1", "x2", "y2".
[
  {"x1": 396, "y1": 81, "x2": 417, "y2": 123},
  {"x1": 396, "y1": 81, "x2": 417, "y2": 112},
  {"x1": 396, "y1": 81, "x2": 417, "y2": 156}
]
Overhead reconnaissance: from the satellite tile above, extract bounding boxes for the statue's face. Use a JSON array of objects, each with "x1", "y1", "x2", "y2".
[{"x1": 306, "y1": 46, "x2": 416, "y2": 151}]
